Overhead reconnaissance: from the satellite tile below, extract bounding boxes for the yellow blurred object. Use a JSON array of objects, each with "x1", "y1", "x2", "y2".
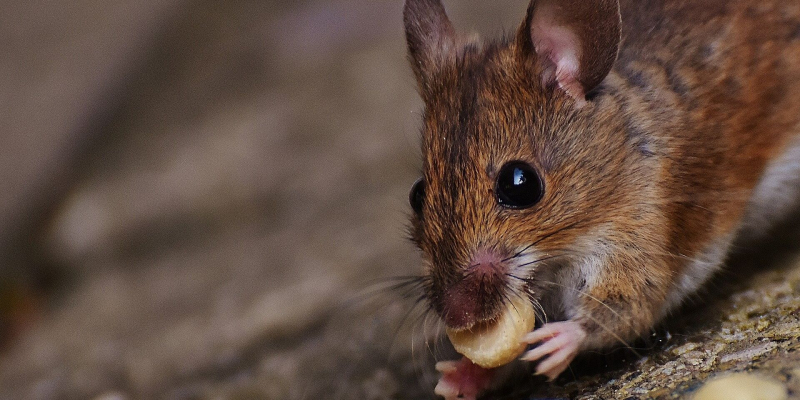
[
  {"x1": 446, "y1": 297, "x2": 535, "y2": 368},
  {"x1": 693, "y1": 373, "x2": 787, "y2": 400}
]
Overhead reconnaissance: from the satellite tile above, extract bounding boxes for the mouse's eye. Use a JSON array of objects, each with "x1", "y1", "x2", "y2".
[
  {"x1": 409, "y1": 178, "x2": 426, "y2": 215},
  {"x1": 495, "y1": 161, "x2": 544, "y2": 209}
]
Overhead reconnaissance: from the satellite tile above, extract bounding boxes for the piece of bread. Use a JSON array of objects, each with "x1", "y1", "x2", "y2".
[{"x1": 446, "y1": 297, "x2": 536, "y2": 368}]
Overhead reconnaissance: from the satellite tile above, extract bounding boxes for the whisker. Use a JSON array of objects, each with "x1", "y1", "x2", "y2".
[
  {"x1": 534, "y1": 276, "x2": 632, "y2": 327},
  {"x1": 502, "y1": 220, "x2": 587, "y2": 262},
  {"x1": 345, "y1": 275, "x2": 429, "y2": 307},
  {"x1": 411, "y1": 307, "x2": 433, "y2": 391},
  {"x1": 533, "y1": 298, "x2": 548, "y2": 325},
  {"x1": 424, "y1": 309, "x2": 444, "y2": 359},
  {"x1": 581, "y1": 312, "x2": 642, "y2": 358},
  {"x1": 514, "y1": 253, "x2": 569, "y2": 269},
  {"x1": 502, "y1": 242, "x2": 536, "y2": 263},
  {"x1": 414, "y1": 304, "x2": 442, "y2": 378},
  {"x1": 513, "y1": 275, "x2": 639, "y2": 336},
  {"x1": 389, "y1": 294, "x2": 428, "y2": 356},
  {"x1": 499, "y1": 288, "x2": 519, "y2": 317},
  {"x1": 508, "y1": 276, "x2": 640, "y2": 357},
  {"x1": 506, "y1": 274, "x2": 547, "y2": 324},
  {"x1": 504, "y1": 279, "x2": 527, "y2": 303},
  {"x1": 395, "y1": 282, "x2": 429, "y2": 301}
]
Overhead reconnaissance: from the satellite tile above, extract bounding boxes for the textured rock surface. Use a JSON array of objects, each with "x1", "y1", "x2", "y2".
[
  {"x1": 524, "y1": 241, "x2": 800, "y2": 400},
  {"x1": 0, "y1": 1, "x2": 798, "y2": 399}
]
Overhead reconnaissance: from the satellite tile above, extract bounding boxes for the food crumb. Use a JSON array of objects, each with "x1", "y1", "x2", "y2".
[{"x1": 692, "y1": 373, "x2": 787, "y2": 400}]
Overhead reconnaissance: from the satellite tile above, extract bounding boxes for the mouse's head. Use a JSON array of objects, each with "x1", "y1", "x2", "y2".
[{"x1": 404, "y1": 0, "x2": 644, "y2": 331}]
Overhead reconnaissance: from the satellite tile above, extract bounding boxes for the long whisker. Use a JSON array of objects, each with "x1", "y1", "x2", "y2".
[
  {"x1": 499, "y1": 286, "x2": 519, "y2": 316},
  {"x1": 580, "y1": 312, "x2": 642, "y2": 357},
  {"x1": 514, "y1": 253, "x2": 570, "y2": 269},
  {"x1": 508, "y1": 272, "x2": 641, "y2": 355},
  {"x1": 505, "y1": 251, "x2": 575, "y2": 324},
  {"x1": 503, "y1": 278, "x2": 527, "y2": 304},
  {"x1": 390, "y1": 293, "x2": 429, "y2": 354},
  {"x1": 502, "y1": 220, "x2": 587, "y2": 262},
  {"x1": 346, "y1": 275, "x2": 429, "y2": 307},
  {"x1": 502, "y1": 243, "x2": 537, "y2": 263},
  {"x1": 511, "y1": 274, "x2": 636, "y2": 332},
  {"x1": 425, "y1": 309, "x2": 445, "y2": 359},
  {"x1": 396, "y1": 281, "x2": 430, "y2": 300},
  {"x1": 506, "y1": 281, "x2": 551, "y2": 328},
  {"x1": 533, "y1": 298, "x2": 548, "y2": 325},
  {"x1": 505, "y1": 274, "x2": 546, "y2": 324},
  {"x1": 412, "y1": 305, "x2": 438, "y2": 391}
]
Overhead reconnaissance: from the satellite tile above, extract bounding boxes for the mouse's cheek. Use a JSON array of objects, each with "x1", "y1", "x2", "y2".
[{"x1": 445, "y1": 296, "x2": 536, "y2": 368}]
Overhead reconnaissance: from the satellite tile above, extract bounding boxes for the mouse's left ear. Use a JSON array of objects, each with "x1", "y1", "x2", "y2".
[
  {"x1": 516, "y1": 0, "x2": 621, "y2": 102},
  {"x1": 403, "y1": 0, "x2": 456, "y2": 91}
]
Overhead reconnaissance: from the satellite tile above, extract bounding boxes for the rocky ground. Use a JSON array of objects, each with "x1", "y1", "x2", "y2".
[{"x1": 0, "y1": 1, "x2": 798, "y2": 399}]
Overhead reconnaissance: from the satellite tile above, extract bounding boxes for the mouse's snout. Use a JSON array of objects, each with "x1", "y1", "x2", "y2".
[{"x1": 439, "y1": 249, "x2": 509, "y2": 331}]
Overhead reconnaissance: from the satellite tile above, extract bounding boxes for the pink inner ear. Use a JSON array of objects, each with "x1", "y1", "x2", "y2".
[{"x1": 531, "y1": 7, "x2": 586, "y2": 102}]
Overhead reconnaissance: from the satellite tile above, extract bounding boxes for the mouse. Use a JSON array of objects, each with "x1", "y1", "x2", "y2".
[{"x1": 400, "y1": 0, "x2": 800, "y2": 398}]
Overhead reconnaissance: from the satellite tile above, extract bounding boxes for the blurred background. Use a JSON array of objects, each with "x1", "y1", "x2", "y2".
[{"x1": 0, "y1": 0, "x2": 526, "y2": 398}]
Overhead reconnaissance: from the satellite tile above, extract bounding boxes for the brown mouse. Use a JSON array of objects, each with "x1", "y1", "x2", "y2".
[{"x1": 401, "y1": 0, "x2": 800, "y2": 398}]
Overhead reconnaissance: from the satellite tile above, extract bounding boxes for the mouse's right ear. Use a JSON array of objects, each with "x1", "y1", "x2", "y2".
[
  {"x1": 516, "y1": 0, "x2": 621, "y2": 102},
  {"x1": 403, "y1": 0, "x2": 456, "y2": 90}
]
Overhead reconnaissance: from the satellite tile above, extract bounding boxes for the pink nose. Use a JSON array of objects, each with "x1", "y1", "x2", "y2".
[{"x1": 441, "y1": 251, "x2": 507, "y2": 330}]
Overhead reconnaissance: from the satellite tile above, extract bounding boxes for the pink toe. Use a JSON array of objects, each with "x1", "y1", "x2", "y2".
[
  {"x1": 524, "y1": 321, "x2": 587, "y2": 381},
  {"x1": 535, "y1": 346, "x2": 576, "y2": 380},
  {"x1": 433, "y1": 380, "x2": 459, "y2": 399},
  {"x1": 520, "y1": 334, "x2": 570, "y2": 361},
  {"x1": 434, "y1": 357, "x2": 496, "y2": 400},
  {"x1": 522, "y1": 324, "x2": 560, "y2": 344}
]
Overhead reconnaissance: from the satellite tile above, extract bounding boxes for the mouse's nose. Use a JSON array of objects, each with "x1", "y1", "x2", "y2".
[{"x1": 440, "y1": 250, "x2": 508, "y2": 330}]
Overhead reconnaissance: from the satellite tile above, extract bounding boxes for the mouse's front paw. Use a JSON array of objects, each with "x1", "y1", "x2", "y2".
[
  {"x1": 520, "y1": 320, "x2": 586, "y2": 381},
  {"x1": 434, "y1": 358, "x2": 495, "y2": 400}
]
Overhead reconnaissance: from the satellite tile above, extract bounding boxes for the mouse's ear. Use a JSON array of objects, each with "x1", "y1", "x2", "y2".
[
  {"x1": 516, "y1": 0, "x2": 621, "y2": 101},
  {"x1": 403, "y1": 0, "x2": 456, "y2": 89}
]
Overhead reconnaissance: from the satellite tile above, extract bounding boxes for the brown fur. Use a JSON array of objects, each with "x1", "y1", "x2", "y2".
[{"x1": 406, "y1": 0, "x2": 800, "y2": 353}]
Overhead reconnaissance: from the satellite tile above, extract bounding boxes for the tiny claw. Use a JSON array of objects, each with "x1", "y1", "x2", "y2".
[
  {"x1": 534, "y1": 344, "x2": 577, "y2": 381},
  {"x1": 434, "y1": 357, "x2": 495, "y2": 400},
  {"x1": 435, "y1": 360, "x2": 460, "y2": 374},
  {"x1": 521, "y1": 322, "x2": 566, "y2": 345},
  {"x1": 433, "y1": 379, "x2": 460, "y2": 399},
  {"x1": 520, "y1": 334, "x2": 568, "y2": 361}
]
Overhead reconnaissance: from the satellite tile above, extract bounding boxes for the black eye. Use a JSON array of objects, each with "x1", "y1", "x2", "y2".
[
  {"x1": 409, "y1": 178, "x2": 426, "y2": 215},
  {"x1": 495, "y1": 161, "x2": 544, "y2": 209}
]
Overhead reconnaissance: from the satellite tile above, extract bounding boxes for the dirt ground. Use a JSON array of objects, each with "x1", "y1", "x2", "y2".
[{"x1": 1, "y1": 1, "x2": 799, "y2": 399}]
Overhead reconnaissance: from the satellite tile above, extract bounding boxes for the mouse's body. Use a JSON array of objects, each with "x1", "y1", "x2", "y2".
[{"x1": 402, "y1": 0, "x2": 800, "y2": 398}]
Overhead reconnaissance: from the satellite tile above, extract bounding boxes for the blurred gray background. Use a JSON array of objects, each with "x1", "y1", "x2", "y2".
[
  {"x1": 3, "y1": 1, "x2": 800, "y2": 399},
  {"x1": 0, "y1": 1, "x2": 525, "y2": 398}
]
